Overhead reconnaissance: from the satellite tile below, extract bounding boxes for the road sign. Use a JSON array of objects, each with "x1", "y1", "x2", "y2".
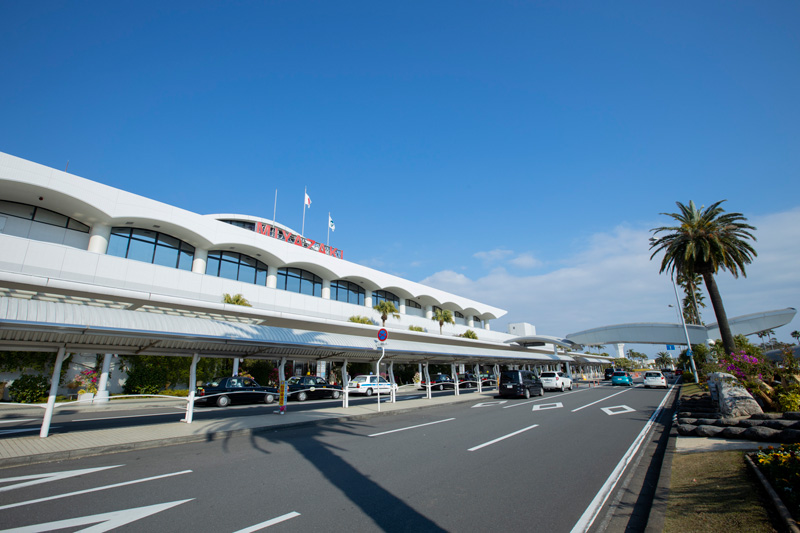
[
  {"x1": 667, "y1": 344, "x2": 675, "y2": 351},
  {"x1": 378, "y1": 328, "x2": 388, "y2": 342}
]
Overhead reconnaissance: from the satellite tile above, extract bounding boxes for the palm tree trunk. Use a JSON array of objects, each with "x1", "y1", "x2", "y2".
[{"x1": 702, "y1": 271, "x2": 736, "y2": 357}]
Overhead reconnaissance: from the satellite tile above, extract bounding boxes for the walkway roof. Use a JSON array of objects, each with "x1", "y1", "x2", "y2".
[{"x1": 0, "y1": 297, "x2": 600, "y2": 366}]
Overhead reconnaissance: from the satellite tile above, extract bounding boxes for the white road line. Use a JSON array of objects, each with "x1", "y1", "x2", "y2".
[
  {"x1": 571, "y1": 389, "x2": 631, "y2": 412},
  {"x1": 570, "y1": 384, "x2": 676, "y2": 533},
  {"x1": 0, "y1": 419, "x2": 37, "y2": 425},
  {"x1": 468, "y1": 424, "x2": 539, "y2": 452},
  {"x1": 0, "y1": 465, "x2": 123, "y2": 493},
  {"x1": 0, "y1": 470, "x2": 193, "y2": 511},
  {"x1": 368, "y1": 418, "x2": 456, "y2": 437},
  {"x1": 232, "y1": 511, "x2": 301, "y2": 532},
  {"x1": 72, "y1": 412, "x2": 185, "y2": 422},
  {"x1": 502, "y1": 387, "x2": 590, "y2": 409}
]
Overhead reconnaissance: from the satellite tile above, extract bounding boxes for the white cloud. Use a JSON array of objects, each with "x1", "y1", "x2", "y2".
[
  {"x1": 509, "y1": 253, "x2": 542, "y2": 269},
  {"x1": 419, "y1": 208, "x2": 800, "y2": 347},
  {"x1": 473, "y1": 249, "x2": 513, "y2": 263}
]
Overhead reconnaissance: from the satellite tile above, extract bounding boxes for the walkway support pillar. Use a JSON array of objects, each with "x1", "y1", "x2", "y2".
[
  {"x1": 184, "y1": 353, "x2": 200, "y2": 424},
  {"x1": 424, "y1": 362, "x2": 431, "y2": 399},
  {"x1": 389, "y1": 361, "x2": 396, "y2": 403},
  {"x1": 232, "y1": 357, "x2": 240, "y2": 377},
  {"x1": 94, "y1": 353, "x2": 113, "y2": 404},
  {"x1": 278, "y1": 357, "x2": 287, "y2": 414},
  {"x1": 40, "y1": 347, "x2": 66, "y2": 438},
  {"x1": 342, "y1": 358, "x2": 349, "y2": 408},
  {"x1": 451, "y1": 363, "x2": 459, "y2": 396},
  {"x1": 474, "y1": 363, "x2": 482, "y2": 393}
]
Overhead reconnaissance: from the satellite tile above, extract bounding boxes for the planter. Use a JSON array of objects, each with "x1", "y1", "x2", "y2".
[
  {"x1": 745, "y1": 452, "x2": 800, "y2": 533},
  {"x1": 77, "y1": 392, "x2": 94, "y2": 403}
]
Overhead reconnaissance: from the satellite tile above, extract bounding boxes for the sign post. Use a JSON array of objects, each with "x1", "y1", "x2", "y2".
[{"x1": 377, "y1": 329, "x2": 388, "y2": 412}]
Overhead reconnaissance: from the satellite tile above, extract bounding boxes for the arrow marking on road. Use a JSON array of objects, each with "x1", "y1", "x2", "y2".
[
  {"x1": 532, "y1": 402, "x2": 563, "y2": 411},
  {"x1": 471, "y1": 401, "x2": 508, "y2": 408},
  {"x1": 0, "y1": 465, "x2": 123, "y2": 493}
]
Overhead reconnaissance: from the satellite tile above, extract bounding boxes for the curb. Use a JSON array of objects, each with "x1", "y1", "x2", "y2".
[
  {"x1": 744, "y1": 453, "x2": 800, "y2": 533},
  {"x1": 0, "y1": 394, "x2": 482, "y2": 469},
  {"x1": 644, "y1": 384, "x2": 680, "y2": 533}
]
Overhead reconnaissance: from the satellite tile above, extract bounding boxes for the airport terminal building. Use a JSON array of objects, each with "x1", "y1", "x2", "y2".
[{"x1": 0, "y1": 152, "x2": 607, "y2": 397}]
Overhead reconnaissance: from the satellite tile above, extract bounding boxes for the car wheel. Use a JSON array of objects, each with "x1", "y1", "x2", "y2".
[
  {"x1": 568, "y1": 382, "x2": 573, "y2": 391},
  {"x1": 365, "y1": 388, "x2": 373, "y2": 396},
  {"x1": 560, "y1": 383, "x2": 565, "y2": 392},
  {"x1": 538, "y1": 387, "x2": 544, "y2": 396},
  {"x1": 524, "y1": 388, "x2": 531, "y2": 399},
  {"x1": 216, "y1": 395, "x2": 230, "y2": 408},
  {"x1": 264, "y1": 393, "x2": 275, "y2": 404},
  {"x1": 297, "y1": 391, "x2": 308, "y2": 402},
  {"x1": 332, "y1": 390, "x2": 341, "y2": 399},
  {"x1": 438, "y1": 384, "x2": 444, "y2": 391}
]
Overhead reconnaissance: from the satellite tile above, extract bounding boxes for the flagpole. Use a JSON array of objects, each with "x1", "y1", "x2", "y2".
[
  {"x1": 301, "y1": 186, "x2": 306, "y2": 236},
  {"x1": 273, "y1": 190, "x2": 278, "y2": 226},
  {"x1": 327, "y1": 212, "x2": 330, "y2": 247}
]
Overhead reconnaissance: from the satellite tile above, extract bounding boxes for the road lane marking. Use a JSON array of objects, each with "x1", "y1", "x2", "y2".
[
  {"x1": 532, "y1": 402, "x2": 562, "y2": 411},
  {"x1": 472, "y1": 401, "x2": 508, "y2": 408},
  {"x1": 602, "y1": 405, "x2": 636, "y2": 416},
  {"x1": 468, "y1": 424, "x2": 539, "y2": 451},
  {"x1": 571, "y1": 389, "x2": 630, "y2": 412},
  {"x1": 233, "y1": 511, "x2": 301, "y2": 532},
  {"x1": 570, "y1": 383, "x2": 676, "y2": 533},
  {"x1": 0, "y1": 419, "x2": 37, "y2": 425},
  {"x1": 368, "y1": 418, "x2": 455, "y2": 437},
  {"x1": 72, "y1": 412, "x2": 186, "y2": 422},
  {"x1": 0, "y1": 470, "x2": 193, "y2": 511}
]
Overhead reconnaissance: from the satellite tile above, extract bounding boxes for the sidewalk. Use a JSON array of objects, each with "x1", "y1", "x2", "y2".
[{"x1": 0, "y1": 387, "x2": 491, "y2": 469}]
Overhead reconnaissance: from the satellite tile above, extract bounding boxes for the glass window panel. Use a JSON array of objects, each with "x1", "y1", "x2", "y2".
[
  {"x1": 180, "y1": 241, "x2": 195, "y2": 254},
  {"x1": 33, "y1": 208, "x2": 68, "y2": 227},
  {"x1": 206, "y1": 255, "x2": 221, "y2": 276},
  {"x1": 67, "y1": 218, "x2": 90, "y2": 232},
  {"x1": 178, "y1": 249, "x2": 194, "y2": 271},
  {"x1": 277, "y1": 270, "x2": 287, "y2": 289},
  {"x1": 221, "y1": 251, "x2": 239, "y2": 263},
  {"x1": 239, "y1": 255, "x2": 256, "y2": 267},
  {"x1": 131, "y1": 228, "x2": 157, "y2": 243},
  {"x1": 238, "y1": 263, "x2": 256, "y2": 283},
  {"x1": 126, "y1": 238, "x2": 156, "y2": 263},
  {"x1": 255, "y1": 269, "x2": 267, "y2": 286},
  {"x1": 111, "y1": 227, "x2": 131, "y2": 237},
  {"x1": 157, "y1": 234, "x2": 179, "y2": 249},
  {"x1": 0, "y1": 200, "x2": 34, "y2": 219},
  {"x1": 219, "y1": 260, "x2": 239, "y2": 281},
  {"x1": 285, "y1": 273, "x2": 301, "y2": 293},
  {"x1": 106, "y1": 233, "x2": 130, "y2": 258},
  {"x1": 153, "y1": 246, "x2": 179, "y2": 268}
]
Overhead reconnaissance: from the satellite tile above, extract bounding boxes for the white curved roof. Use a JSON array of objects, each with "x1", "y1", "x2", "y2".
[{"x1": 0, "y1": 152, "x2": 505, "y2": 320}]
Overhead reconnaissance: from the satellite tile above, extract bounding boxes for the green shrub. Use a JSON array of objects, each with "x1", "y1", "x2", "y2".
[
  {"x1": 408, "y1": 325, "x2": 424, "y2": 332},
  {"x1": 348, "y1": 315, "x2": 373, "y2": 324},
  {"x1": 123, "y1": 364, "x2": 168, "y2": 395},
  {"x1": 158, "y1": 389, "x2": 190, "y2": 397},
  {"x1": 460, "y1": 329, "x2": 478, "y2": 339},
  {"x1": 775, "y1": 386, "x2": 800, "y2": 412},
  {"x1": 8, "y1": 374, "x2": 50, "y2": 403},
  {"x1": 681, "y1": 371, "x2": 695, "y2": 383}
]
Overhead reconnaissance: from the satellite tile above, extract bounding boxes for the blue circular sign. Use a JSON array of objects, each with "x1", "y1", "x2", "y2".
[{"x1": 378, "y1": 328, "x2": 388, "y2": 341}]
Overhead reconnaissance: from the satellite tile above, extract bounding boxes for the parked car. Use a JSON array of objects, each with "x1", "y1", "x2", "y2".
[
  {"x1": 540, "y1": 371, "x2": 573, "y2": 391},
  {"x1": 457, "y1": 373, "x2": 478, "y2": 388},
  {"x1": 674, "y1": 369, "x2": 684, "y2": 376},
  {"x1": 643, "y1": 371, "x2": 667, "y2": 389},
  {"x1": 196, "y1": 376, "x2": 277, "y2": 407},
  {"x1": 285, "y1": 375, "x2": 342, "y2": 401},
  {"x1": 479, "y1": 372, "x2": 497, "y2": 386},
  {"x1": 611, "y1": 371, "x2": 634, "y2": 386},
  {"x1": 499, "y1": 370, "x2": 544, "y2": 399},
  {"x1": 419, "y1": 373, "x2": 455, "y2": 391},
  {"x1": 347, "y1": 375, "x2": 398, "y2": 396}
]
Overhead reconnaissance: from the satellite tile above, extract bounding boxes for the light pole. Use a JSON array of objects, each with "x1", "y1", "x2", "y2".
[{"x1": 672, "y1": 276, "x2": 699, "y2": 383}]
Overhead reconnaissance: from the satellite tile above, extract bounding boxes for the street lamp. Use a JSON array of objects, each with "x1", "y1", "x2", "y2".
[{"x1": 672, "y1": 276, "x2": 699, "y2": 383}]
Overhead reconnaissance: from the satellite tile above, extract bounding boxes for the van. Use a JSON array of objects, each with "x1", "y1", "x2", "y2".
[{"x1": 499, "y1": 370, "x2": 544, "y2": 399}]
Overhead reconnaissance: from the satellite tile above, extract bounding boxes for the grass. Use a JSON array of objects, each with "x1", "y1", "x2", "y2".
[{"x1": 679, "y1": 381, "x2": 708, "y2": 397}]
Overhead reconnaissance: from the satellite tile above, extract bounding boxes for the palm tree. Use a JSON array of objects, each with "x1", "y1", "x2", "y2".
[
  {"x1": 655, "y1": 352, "x2": 673, "y2": 369},
  {"x1": 792, "y1": 330, "x2": 800, "y2": 345},
  {"x1": 650, "y1": 200, "x2": 757, "y2": 358},
  {"x1": 373, "y1": 301, "x2": 400, "y2": 327},
  {"x1": 222, "y1": 293, "x2": 251, "y2": 307},
  {"x1": 676, "y1": 271, "x2": 705, "y2": 325},
  {"x1": 432, "y1": 308, "x2": 455, "y2": 334}
]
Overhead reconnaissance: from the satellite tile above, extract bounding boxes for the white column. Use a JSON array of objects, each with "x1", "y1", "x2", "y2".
[
  {"x1": 322, "y1": 279, "x2": 331, "y2": 300},
  {"x1": 616, "y1": 343, "x2": 625, "y2": 358},
  {"x1": 425, "y1": 305, "x2": 433, "y2": 320},
  {"x1": 192, "y1": 248, "x2": 208, "y2": 274},
  {"x1": 468, "y1": 316, "x2": 474, "y2": 328},
  {"x1": 399, "y1": 299, "x2": 406, "y2": 314},
  {"x1": 365, "y1": 290, "x2": 373, "y2": 308},
  {"x1": 184, "y1": 353, "x2": 200, "y2": 424},
  {"x1": 94, "y1": 353, "x2": 113, "y2": 404},
  {"x1": 267, "y1": 265, "x2": 278, "y2": 289},
  {"x1": 389, "y1": 361, "x2": 396, "y2": 403},
  {"x1": 484, "y1": 320, "x2": 491, "y2": 331},
  {"x1": 278, "y1": 357, "x2": 287, "y2": 414},
  {"x1": 451, "y1": 363, "x2": 459, "y2": 396},
  {"x1": 474, "y1": 363, "x2": 482, "y2": 393},
  {"x1": 424, "y1": 363, "x2": 431, "y2": 399},
  {"x1": 40, "y1": 347, "x2": 67, "y2": 438},
  {"x1": 342, "y1": 359, "x2": 349, "y2": 408},
  {"x1": 87, "y1": 224, "x2": 111, "y2": 254},
  {"x1": 232, "y1": 358, "x2": 240, "y2": 377}
]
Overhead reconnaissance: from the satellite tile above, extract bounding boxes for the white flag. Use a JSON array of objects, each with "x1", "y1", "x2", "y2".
[
  {"x1": 304, "y1": 192, "x2": 312, "y2": 207},
  {"x1": 328, "y1": 214, "x2": 335, "y2": 232}
]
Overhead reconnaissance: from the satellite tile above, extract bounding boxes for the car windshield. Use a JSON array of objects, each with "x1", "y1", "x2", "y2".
[
  {"x1": 501, "y1": 371, "x2": 521, "y2": 383},
  {"x1": 540, "y1": 372, "x2": 557, "y2": 378},
  {"x1": 287, "y1": 377, "x2": 302, "y2": 385},
  {"x1": 613, "y1": 372, "x2": 626, "y2": 376},
  {"x1": 645, "y1": 372, "x2": 662, "y2": 378},
  {"x1": 351, "y1": 376, "x2": 368, "y2": 383}
]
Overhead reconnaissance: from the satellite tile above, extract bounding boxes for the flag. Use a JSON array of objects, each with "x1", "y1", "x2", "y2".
[
  {"x1": 304, "y1": 192, "x2": 312, "y2": 207},
  {"x1": 328, "y1": 214, "x2": 335, "y2": 232}
]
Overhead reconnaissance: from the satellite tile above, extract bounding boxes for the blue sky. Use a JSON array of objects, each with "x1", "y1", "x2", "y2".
[{"x1": 2, "y1": 1, "x2": 799, "y2": 354}]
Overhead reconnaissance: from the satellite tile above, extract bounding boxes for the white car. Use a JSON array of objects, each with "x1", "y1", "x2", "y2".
[
  {"x1": 539, "y1": 371, "x2": 573, "y2": 391},
  {"x1": 346, "y1": 375, "x2": 398, "y2": 396},
  {"x1": 643, "y1": 371, "x2": 667, "y2": 389}
]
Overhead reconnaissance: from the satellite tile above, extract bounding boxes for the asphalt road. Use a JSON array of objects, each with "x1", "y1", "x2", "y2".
[{"x1": 0, "y1": 380, "x2": 677, "y2": 532}]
